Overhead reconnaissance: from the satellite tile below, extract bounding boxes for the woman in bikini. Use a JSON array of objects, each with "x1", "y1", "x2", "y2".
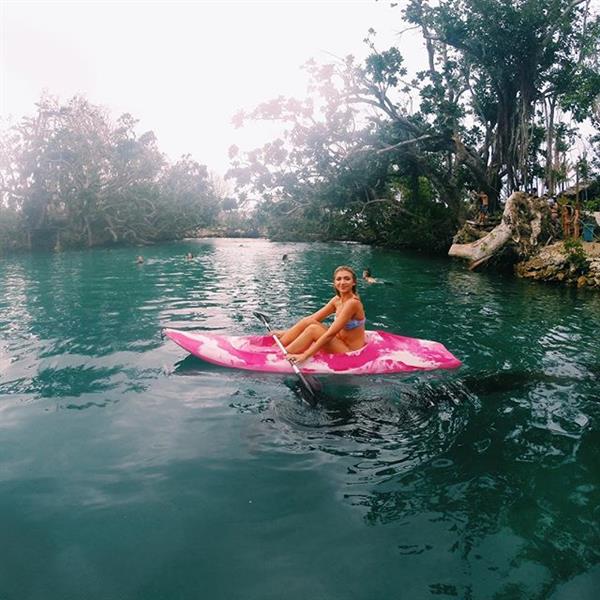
[{"x1": 276, "y1": 265, "x2": 366, "y2": 365}]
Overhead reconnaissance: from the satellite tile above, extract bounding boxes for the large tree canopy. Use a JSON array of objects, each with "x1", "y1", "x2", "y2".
[
  {"x1": 229, "y1": 0, "x2": 600, "y2": 251},
  {"x1": 0, "y1": 95, "x2": 221, "y2": 251}
]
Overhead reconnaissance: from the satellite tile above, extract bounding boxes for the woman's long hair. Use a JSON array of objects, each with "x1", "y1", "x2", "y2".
[{"x1": 333, "y1": 265, "x2": 359, "y2": 297}]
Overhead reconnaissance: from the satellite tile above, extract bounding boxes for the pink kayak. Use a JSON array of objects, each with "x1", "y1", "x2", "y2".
[{"x1": 164, "y1": 329, "x2": 461, "y2": 375}]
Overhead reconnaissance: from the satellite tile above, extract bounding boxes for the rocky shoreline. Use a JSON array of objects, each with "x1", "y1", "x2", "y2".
[
  {"x1": 516, "y1": 241, "x2": 600, "y2": 288},
  {"x1": 448, "y1": 192, "x2": 600, "y2": 290}
]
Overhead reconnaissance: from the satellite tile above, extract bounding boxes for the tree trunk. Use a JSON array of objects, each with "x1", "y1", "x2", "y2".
[
  {"x1": 545, "y1": 97, "x2": 556, "y2": 195},
  {"x1": 448, "y1": 191, "x2": 553, "y2": 270},
  {"x1": 84, "y1": 217, "x2": 93, "y2": 247}
]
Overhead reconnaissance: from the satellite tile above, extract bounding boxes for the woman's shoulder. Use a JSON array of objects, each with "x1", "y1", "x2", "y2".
[
  {"x1": 343, "y1": 296, "x2": 363, "y2": 311},
  {"x1": 324, "y1": 296, "x2": 339, "y2": 311},
  {"x1": 351, "y1": 296, "x2": 365, "y2": 314}
]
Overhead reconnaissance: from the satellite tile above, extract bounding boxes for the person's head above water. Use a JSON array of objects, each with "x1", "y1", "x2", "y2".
[
  {"x1": 333, "y1": 265, "x2": 358, "y2": 296},
  {"x1": 362, "y1": 268, "x2": 378, "y2": 283}
]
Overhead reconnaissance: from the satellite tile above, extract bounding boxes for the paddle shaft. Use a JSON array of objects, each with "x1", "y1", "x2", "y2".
[
  {"x1": 254, "y1": 312, "x2": 317, "y2": 403},
  {"x1": 265, "y1": 326, "x2": 316, "y2": 390}
]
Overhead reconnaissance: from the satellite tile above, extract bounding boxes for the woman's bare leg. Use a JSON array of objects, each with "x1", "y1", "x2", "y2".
[
  {"x1": 278, "y1": 318, "x2": 319, "y2": 347},
  {"x1": 285, "y1": 323, "x2": 350, "y2": 354}
]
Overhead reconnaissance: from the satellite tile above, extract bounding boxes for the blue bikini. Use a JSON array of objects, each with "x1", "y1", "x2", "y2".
[{"x1": 344, "y1": 317, "x2": 366, "y2": 330}]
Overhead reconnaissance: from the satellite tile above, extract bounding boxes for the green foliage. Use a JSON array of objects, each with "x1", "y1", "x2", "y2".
[
  {"x1": 0, "y1": 206, "x2": 27, "y2": 253},
  {"x1": 361, "y1": 175, "x2": 458, "y2": 252},
  {"x1": 562, "y1": 238, "x2": 588, "y2": 271},
  {"x1": 583, "y1": 197, "x2": 600, "y2": 212},
  {"x1": 229, "y1": 0, "x2": 599, "y2": 251},
  {"x1": 0, "y1": 95, "x2": 220, "y2": 252}
]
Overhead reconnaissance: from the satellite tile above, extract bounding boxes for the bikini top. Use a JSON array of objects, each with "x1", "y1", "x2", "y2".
[
  {"x1": 334, "y1": 296, "x2": 365, "y2": 330},
  {"x1": 344, "y1": 317, "x2": 366, "y2": 331}
]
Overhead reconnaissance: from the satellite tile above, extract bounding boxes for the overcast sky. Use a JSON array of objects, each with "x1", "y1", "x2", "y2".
[{"x1": 1, "y1": 0, "x2": 426, "y2": 175}]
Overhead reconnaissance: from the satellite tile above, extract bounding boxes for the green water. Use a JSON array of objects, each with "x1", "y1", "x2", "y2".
[{"x1": 1, "y1": 238, "x2": 599, "y2": 600}]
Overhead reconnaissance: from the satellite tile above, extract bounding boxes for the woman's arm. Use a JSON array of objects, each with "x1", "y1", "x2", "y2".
[{"x1": 308, "y1": 297, "x2": 338, "y2": 322}]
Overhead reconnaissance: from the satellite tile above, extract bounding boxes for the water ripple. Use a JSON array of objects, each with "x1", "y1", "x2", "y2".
[{"x1": 1, "y1": 239, "x2": 599, "y2": 597}]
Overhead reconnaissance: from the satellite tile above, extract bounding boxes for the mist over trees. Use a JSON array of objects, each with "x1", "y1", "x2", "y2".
[
  {"x1": 229, "y1": 0, "x2": 600, "y2": 252},
  {"x1": 0, "y1": 95, "x2": 221, "y2": 252}
]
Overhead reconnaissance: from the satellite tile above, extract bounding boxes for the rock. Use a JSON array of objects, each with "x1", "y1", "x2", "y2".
[{"x1": 459, "y1": 222, "x2": 600, "y2": 289}]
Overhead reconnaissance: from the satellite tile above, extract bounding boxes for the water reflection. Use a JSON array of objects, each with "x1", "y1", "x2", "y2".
[
  {"x1": 343, "y1": 395, "x2": 599, "y2": 597},
  {"x1": 205, "y1": 372, "x2": 476, "y2": 489}
]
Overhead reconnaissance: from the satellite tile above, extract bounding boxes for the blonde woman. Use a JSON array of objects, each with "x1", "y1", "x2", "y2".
[{"x1": 277, "y1": 266, "x2": 366, "y2": 364}]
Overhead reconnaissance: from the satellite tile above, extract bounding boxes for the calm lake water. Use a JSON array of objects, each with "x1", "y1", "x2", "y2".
[{"x1": 1, "y1": 238, "x2": 599, "y2": 600}]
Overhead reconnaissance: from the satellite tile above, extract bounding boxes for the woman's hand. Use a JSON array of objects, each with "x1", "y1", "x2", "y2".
[{"x1": 288, "y1": 352, "x2": 309, "y2": 365}]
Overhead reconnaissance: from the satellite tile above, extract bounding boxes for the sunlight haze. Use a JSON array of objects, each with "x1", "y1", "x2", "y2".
[{"x1": 1, "y1": 0, "x2": 424, "y2": 174}]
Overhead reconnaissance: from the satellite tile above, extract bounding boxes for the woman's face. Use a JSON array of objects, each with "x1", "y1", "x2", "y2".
[{"x1": 334, "y1": 269, "x2": 355, "y2": 294}]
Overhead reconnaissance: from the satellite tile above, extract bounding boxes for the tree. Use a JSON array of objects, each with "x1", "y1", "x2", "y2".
[
  {"x1": 402, "y1": 0, "x2": 600, "y2": 200},
  {"x1": 229, "y1": 0, "x2": 600, "y2": 251},
  {"x1": 0, "y1": 94, "x2": 220, "y2": 251}
]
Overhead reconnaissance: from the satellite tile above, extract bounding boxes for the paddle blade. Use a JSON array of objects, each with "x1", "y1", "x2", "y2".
[
  {"x1": 304, "y1": 373, "x2": 322, "y2": 393},
  {"x1": 253, "y1": 311, "x2": 271, "y2": 327},
  {"x1": 296, "y1": 375, "x2": 319, "y2": 406},
  {"x1": 294, "y1": 369, "x2": 321, "y2": 407}
]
